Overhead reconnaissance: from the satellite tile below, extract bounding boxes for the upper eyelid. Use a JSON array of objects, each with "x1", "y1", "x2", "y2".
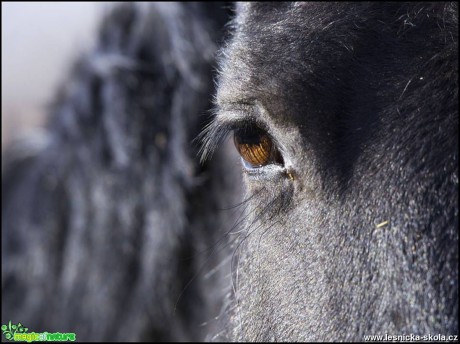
[
  {"x1": 199, "y1": 100, "x2": 277, "y2": 164},
  {"x1": 199, "y1": 117, "x2": 285, "y2": 169},
  {"x1": 198, "y1": 112, "x2": 262, "y2": 164},
  {"x1": 215, "y1": 101, "x2": 272, "y2": 132}
]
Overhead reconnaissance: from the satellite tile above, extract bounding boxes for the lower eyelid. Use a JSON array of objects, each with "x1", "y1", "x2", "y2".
[
  {"x1": 241, "y1": 157, "x2": 261, "y2": 170},
  {"x1": 242, "y1": 162, "x2": 287, "y2": 179}
]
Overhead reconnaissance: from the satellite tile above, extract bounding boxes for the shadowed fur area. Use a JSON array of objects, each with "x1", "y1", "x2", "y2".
[{"x1": 2, "y1": 2, "x2": 458, "y2": 342}]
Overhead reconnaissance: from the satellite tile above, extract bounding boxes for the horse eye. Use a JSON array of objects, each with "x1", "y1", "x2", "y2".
[{"x1": 233, "y1": 126, "x2": 283, "y2": 168}]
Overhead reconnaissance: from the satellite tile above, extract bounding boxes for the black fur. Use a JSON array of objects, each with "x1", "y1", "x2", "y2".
[
  {"x1": 2, "y1": 2, "x2": 458, "y2": 342},
  {"x1": 214, "y1": 2, "x2": 458, "y2": 340}
]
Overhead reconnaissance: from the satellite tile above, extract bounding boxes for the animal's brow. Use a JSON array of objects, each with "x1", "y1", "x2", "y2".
[{"x1": 216, "y1": 99, "x2": 272, "y2": 125}]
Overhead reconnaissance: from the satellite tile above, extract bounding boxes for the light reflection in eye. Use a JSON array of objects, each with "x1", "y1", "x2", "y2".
[{"x1": 233, "y1": 126, "x2": 283, "y2": 168}]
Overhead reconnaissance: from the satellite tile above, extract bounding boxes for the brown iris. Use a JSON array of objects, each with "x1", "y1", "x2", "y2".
[{"x1": 233, "y1": 126, "x2": 281, "y2": 167}]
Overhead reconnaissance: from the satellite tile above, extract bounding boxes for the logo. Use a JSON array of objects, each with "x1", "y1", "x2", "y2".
[{"x1": 1, "y1": 321, "x2": 76, "y2": 342}]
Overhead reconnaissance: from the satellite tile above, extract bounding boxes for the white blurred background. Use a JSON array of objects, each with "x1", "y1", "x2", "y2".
[{"x1": 2, "y1": 2, "x2": 111, "y2": 148}]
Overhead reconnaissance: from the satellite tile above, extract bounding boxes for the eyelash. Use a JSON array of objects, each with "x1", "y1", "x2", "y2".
[{"x1": 198, "y1": 119, "x2": 284, "y2": 170}]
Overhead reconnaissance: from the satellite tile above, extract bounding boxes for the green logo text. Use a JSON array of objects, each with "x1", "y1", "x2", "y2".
[{"x1": 1, "y1": 321, "x2": 76, "y2": 342}]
